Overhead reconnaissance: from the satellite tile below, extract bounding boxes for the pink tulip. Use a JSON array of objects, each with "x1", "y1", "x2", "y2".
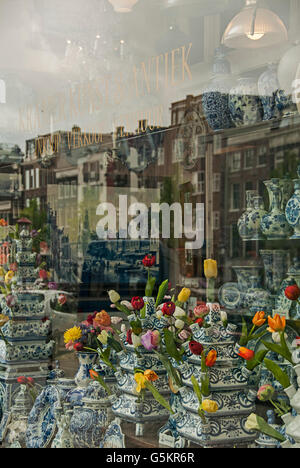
[{"x1": 178, "y1": 329, "x2": 191, "y2": 341}]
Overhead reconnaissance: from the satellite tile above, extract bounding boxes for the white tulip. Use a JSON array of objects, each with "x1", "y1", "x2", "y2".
[
  {"x1": 108, "y1": 290, "x2": 120, "y2": 303},
  {"x1": 132, "y1": 333, "x2": 141, "y2": 348},
  {"x1": 156, "y1": 310, "x2": 163, "y2": 320},
  {"x1": 174, "y1": 307, "x2": 186, "y2": 318},
  {"x1": 220, "y1": 311, "x2": 227, "y2": 322},
  {"x1": 272, "y1": 332, "x2": 288, "y2": 344},
  {"x1": 175, "y1": 319, "x2": 185, "y2": 330}
]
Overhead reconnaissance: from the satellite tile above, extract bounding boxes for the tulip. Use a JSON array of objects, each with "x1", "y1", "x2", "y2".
[
  {"x1": 126, "y1": 329, "x2": 133, "y2": 345},
  {"x1": 5, "y1": 294, "x2": 16, "y2": 308},
  {"x1": 175, "y1": 319, "x2": 185, "y2": 330},
  {"x1": 93, "y1": 310, "x2": 111, "y2": 327},
  {"x1": 245, "y1": 413, "x2": 260, "y2": 431},
  {"x1": 285, "y1": 284, "x2": 300, "y2": 301},
  {"x1": 174, "y1": 307, "x2": 186, "y2": 318},
  {"x1": 74, "y1": 342, "x2": 84, "y2": 351},
  {"x1": 194, "y1": 304, "x2": 209, "y2": 318},
  {"x1": 65, "y1": 341, "x2": 74, "y2": 351},
  {"x1": 141, "y1": 330, "x2": 156, "y2": 351},
  {"x1": 17, "y1": 376, "x2": 27, "y2": 385},
  {"x1": 48, "y1": 282, "x2": 58, "y2": 290},
  {"x1": 111, "y1": 316, "x2": 123, "y2": 325},
  {"x1": 178, "y1": 329, "x2": 191, "y2": 341},
  {"x1": 58, "y1": 294, "x2": 67, "y2": 305},
  {"x1": 257, "y1": 384, "x2": 275, "y2": 402},
  {"x1": 0, "y1": 219, "x2": 8, "y2": 227},
  {"x1": 132, "y1": 333, "x2": 142, "y2": 348},
  {"x1": 189, "y1": 341, "x2": 204, "y2": 356},
  {"x1": 156, "y1": 310, "x2": 163, "y2": 320},
  {"x1": 162, "y1": 301, "x2": 176, "y2": 316},
  {"x1": 9, "y1": 263, "x2": 18, "y2": 272},
  {"x1": 131, "y1": 296, "x2": 145, "y2": 311},
  {"x1": 5, "y1": 270, "x2": 14, "y2": 284},
  {"x1": 0, "y1": 314, "x2": 9, "y2": 327},
  {"x1": 252, "y1": 311, "x2": 266, "y2": 327},
  {"x1": 108, "y1": 290, "x2": 120, "y2": 303},
  {"x1": 134, "y1": 373, "x2": 147, "y2": 393},
  {"x1": 39, "y1": 269, "x2": 48, "y2": 280},
  {"x1": 121, "y1": 300, "x2": 134, "y2": 310},
  {"x1": 151, "y1": 330, "x2": 160, "y2": 348},
  {"x1": 178, "y1": 288, "x2": 191, "y2": 303},
  {"x1": 142, "y1": 254, "x2": 156, "y2": 268},
  {"x1": 144, "y1": 370, "x2": 159, "y2": 382},
  {"x1": 267, "y1": 314, "x2": 286, "y2": 333},
  {"x1": 195, "y1": 317, "x2": 204, "y2": 327},
  {"x1": 238, "y1": 347, "x2": 255, "y2": 361},
  {"x1": 220, "y1": 311, "x2": 227, "y2": 323},
  {"x1": 89, "y1": 369, "x2": 99, "y2": 381},
  {"x1": 205, "y1": 349, "x2": 217, "y2": 367},
  {"x1": 98, "y1": 330, "x2": 109, "y2": 345},
  {"x1": 204, "y1": 259, "x2": 218, "y2": 279},
  {"x1": 26, "y1": 377, "x2": 35, "y2": 387},
  {"x1": 272, "y1": 332, "x2": 287, "y2": 344},
  {"x1": 201, "y1": 399, "x2": 218, "y2": 413}
]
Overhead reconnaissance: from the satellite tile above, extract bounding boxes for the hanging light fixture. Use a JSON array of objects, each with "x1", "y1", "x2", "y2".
[
  {"x1": 108, "y1": 0, "x2": 139, "y2": 13},
  {"x1": 222, "y1": 0, "x2": 287, "y2": 49}
]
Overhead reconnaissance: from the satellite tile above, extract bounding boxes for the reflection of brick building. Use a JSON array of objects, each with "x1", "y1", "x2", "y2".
[{"x1": 0, "y1": 144, "x2": 23, "y2": 224}]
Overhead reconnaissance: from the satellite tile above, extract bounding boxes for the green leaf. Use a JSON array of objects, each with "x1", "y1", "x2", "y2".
[
  {"x1": 250, "y1": 330, "x2": 268, "y2": 342},
  {"x1": 107, "y1": 336, "x2": 122, "y2": 353},
  {"x1": 114, "y1": 301, "x2": 131, "y2": 317},
  {"x1": 130, "y1": 319, "x2": 142, "y2": 336},
  {"x1": 155, "y1": 279, "x2": 169, "y2": 307},
  {"x1": 163, "y1": 328, "x2": 183, "y2": 364},
  {"x1": 94, "y1": 373, "x2": 111, "y2": 395},
  {"x1": 145, "y1": 381, "x2": 174, "y2": 414},
  {"x1": 239, "y1": 317, "x2": 248, "y2": 346},
  {"x1": 246, "y1": 349, "x2": 268, "y2": 371},
  {"x1": 200, "y1": 372, "x2": 210, "y2": 397},
  {"x1": 255, "y1": 415, "x2": 286, "y2": 442},
  {"x1": 261, "y1": 340, "x2": 293, "y2": 365},
  {"x1": 191, "y1": 375, "x2": 202, "y2": 405},
  {"x1": 156, "y1": 351, "x2": 182, "y2": 387},
  {"x1": 264, "y1": 358, "x2": 291, "y2": 389},
  {"x1": 145, "y1": 275, "x2": 156, "y2": 297}
]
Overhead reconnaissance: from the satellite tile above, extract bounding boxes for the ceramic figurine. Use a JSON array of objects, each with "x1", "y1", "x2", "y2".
[
  {"x1": 258, "y1": 63, "x2": 282, "y2": 121},
  {"x1": 237, "y1": 190, "x2": 258, "y2": 241},
  {"x1": 261, "y1": 179, "x2": 293, "y2": 239},
  {"x1": 229, "y1": 76, "x2": 263, "y2": 127},
  {"x1": 285, "y1": 166, "x2": 300, "y2": 239},
  {"x1": 202, "y1": 46, "x2": 235, "y2": 131}
]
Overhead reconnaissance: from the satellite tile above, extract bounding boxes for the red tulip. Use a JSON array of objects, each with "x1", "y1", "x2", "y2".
[
  {"x1": 26, "y1": 377, "x2": 35, "y2": 387},
  {"x1": 17, "y1": 376, "x2": 27, "y2": 384},
  {"x1": 189, "y1": 341, "x2": 204, "y2": 356},
  {"x1": 285, "y1": 285, "x2": 300, "y2": 301},
  {"x1": 162, "y1": 301, "x2": 176, "y2": 316},
  {"x1": 126, "y1": 329, "x2": 133, "y2": 345},
  {"x1": 58, "y1": 294, "x2": 67, "y2": 305},
  {"x1": 142, "y1": 254, "x2": 156, "y2": 268},
  {"x1": 238, "y1": 347, "x2": 255, "y2": 361},
  {"x1": 74, "y1": 342, "x2": 84, "y2": 351},
  {"x1": 39, "y1": 269, "x2": 48, "y2": 280},
  {"x1": 131, "y1": 296, "x2": 145, "y2": 310},
  {"x1": 195, "y1": 318, "x2": 204, "y2": 327}
]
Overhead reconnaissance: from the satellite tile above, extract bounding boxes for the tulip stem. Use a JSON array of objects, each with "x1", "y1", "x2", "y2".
[{"x1": 206, "y1": 278, "x2": 215, "y2": 303}]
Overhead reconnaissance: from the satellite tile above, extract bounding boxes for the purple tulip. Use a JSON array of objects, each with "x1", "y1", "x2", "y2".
[
  {"x1": 6, "y1": 294, "x2": 16, "y2": 307},
  {"x1": 141, "y1": 330, "x2": 155, "y2": 351},
  {"x1": 48, "y1": 282, "x2": 58, "y2": 290}
]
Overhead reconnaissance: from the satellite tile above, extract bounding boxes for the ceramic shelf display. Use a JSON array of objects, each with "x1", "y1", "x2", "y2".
[
  {"x1": 173, "y1": 303, "x2": 256, "y2": 448},
  {"x1": 0, "y1": 218, "x2": 54, "y2": 440},
  {"x1": 202, "y1": 46, "x2": 235, "y2": 131},
  {"x1": 228, "y1": 76, "x2": 263, "y2": 127},
  {"x1": 258, "y1": 63, "x2": 282, "y2": 121},
  {"x1": 261, "y1": 179, "x2": 293, "y2": 240},
  {"x1": 285, "y1": 165, "x2": 300, "y2": 239}
]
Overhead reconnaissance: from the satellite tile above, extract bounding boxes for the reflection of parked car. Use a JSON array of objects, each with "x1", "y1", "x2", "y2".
[{"x1": 78, "y1": 240, "x2": 172, "y2": 313}]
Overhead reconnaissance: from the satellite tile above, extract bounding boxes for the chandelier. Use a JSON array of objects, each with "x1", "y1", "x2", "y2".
[{"x1": 222, "y1": 0, "x2": 287, "y2": 49}]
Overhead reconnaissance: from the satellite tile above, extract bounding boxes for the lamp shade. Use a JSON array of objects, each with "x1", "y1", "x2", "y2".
[
  {"x1": 222, "y1": 0, "x2": 288, "y2": 49},
  {"x1": 108, "y1": 0, "x2": 138, "y2": 12}
]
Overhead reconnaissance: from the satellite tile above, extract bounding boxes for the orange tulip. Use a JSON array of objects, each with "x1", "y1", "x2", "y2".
[
  {"x1": 89, "y1": 369, "x2": 99, "y2": 380},
  {"x1": 238, "y1": 347, "x2": 255, "y2": 361},
  {"x1": 267, "y1": 314, "x2": 286, "y2": 333},
  {"x1": 144, "y1": 370, "x2": 159, "y2": 382},
  {"x1": 93, "y1": 310, "x2": 111, "y2": 327},
  {"x1": 252, "y1": 311, "x2": 266, "y2": 327},
  {"x1": 0, "y1": 219, "x2": 8, "y2": 227},
  {"x1": 205, "y1": 349, "x2": 217, "y2": 367}
]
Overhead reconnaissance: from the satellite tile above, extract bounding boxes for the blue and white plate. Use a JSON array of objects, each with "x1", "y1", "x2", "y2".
[
  {"x1": 218, "y1": 282, "x2": 242, "y2": 310},
  {"x1": 26, "y1": 385, "x2": 60, "y2": 448}
]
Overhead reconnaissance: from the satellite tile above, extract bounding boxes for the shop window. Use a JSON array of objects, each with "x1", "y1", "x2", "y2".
[{"x1": 230, "y1": 183, "x2": 240, "y2": 211}]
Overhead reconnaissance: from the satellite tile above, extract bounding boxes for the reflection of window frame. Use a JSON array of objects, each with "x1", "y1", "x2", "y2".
[
  {"x1": 230, "y1": 152, "x2": 241, "y2": 172},
  {"x1": 185, "y1": 249, "x2": 193, "y2": 266},
  {"x1": 197, "y1": 135, "x2": 206, "y2": 158},
  {"x1": 25, "y1": 170, "x2": 30, "y2": 190},
  {"x1": 274, "y1": 150, "x2": 284, "y2": 168},
  {"x1": 213, "y1": 211, "x2": 220, "y2": 230},
  {"x1": 244, "y1": 149, "x2": 255, "y2": 169},
  {"x1": 196, "y1": 171, "x2": 205, "y2": 194},
  {"x1": 157, "y1": 147, "x2": 164, "y2": 166},
  {"x1": 230, "y1": 183, "x2": 240, "y2": 211},
  {"x1": 213, "y1": 173, "x2": 221, "y2": 192},
  {"x1": 58, "y1": 183, "x2": 64, "y2": 199},
  {"x1": 172, "y1": 139, "x2": 184, "y2": 163},
  {"x1": 257, "y1": 146, "x2": 267, "y2": 167}
]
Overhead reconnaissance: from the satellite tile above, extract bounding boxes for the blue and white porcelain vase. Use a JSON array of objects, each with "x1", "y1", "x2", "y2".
[
  {"x1": 279, "y1": 177, "x2": 294, "y2": 212},
  {"x1": 233, "y1": 266, "x2": 262, "y2": 308},
  {"x1": 286, "y1": 166, "x2": 300, "y2": 239},
  {"x1": 74, "y1": 352, "x2": 98, "y2": 388},
  {"x1": 260, "y1": 250, "x2": 290, "y2": 295},
  {"x1": 202, "y1": 46, "x2": 235, "y2": 131},
  {"x1": 247, "y1": 195, "x2": 267, "y2": 241},
  {"x1": 258, "y1": 63, "x2": 281, "y2": 121},
  {"x1": 247, "y1": 276, "x2": 274, "y2": 315},
  {"x1": 261, "y1": 179, "x2": 293, "y2": 240},
  {"x1": 237, "y1": 190, "x2": 258, "y2": 241},
  {"x1": 229, "y1": 76, "x2": 263, "y2": 127}
]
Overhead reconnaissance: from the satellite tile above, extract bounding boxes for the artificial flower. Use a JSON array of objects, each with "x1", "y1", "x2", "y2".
[
  {"x1": 74, "y1": 342, "x2": 84, "y2": 352},
  {"x1": 245, "y1": 413, "x2": 259, "y2": 432},
  {"x1": 220, "y1": 311, "x2": 227, "y2": 323},
  {"x1": 151, "y1": 330, "x2": 160, "y2": 348},
  {"x1": 193, "y1": 303, "x2": 209, "y2": 318},
  {"x1": 141, "y1": 330, "x2": 159, "y2": 351},
  {"x1": 178, "y1": 288, "x2": 191, "y2": 303},
  {"x1": 108, "y1": 290, "x2": 120, "y2": 303},
  {"x1": 132, "y1": 333, "x2": 142, "y2": 348},
  {"x1": 58, "y1": 294, "x2": 67, "y2": 305},
  {"x1": 173, "y1": 306, "x2": 186, "y2": 318},
  {"x1": 204, "y1": 259, "x2": 218, "y2": 279},
  {"x1": 5, "y1": 270, "x2": 14, "y2": 284},
  {"x1": 0, "y1": 267, "x2": 5, "y2": 277},
  {"x1": 131, "y1": 296, "x2": 145, "y2": 311},
  {"x1": 39, "y1": 269, "x2": 48, "y2": 280},
  {"x1": 156, "y1": 310, "x2": 163, "y2": 320},
  {"x1": 142, "y1": 254, "x2": 156, "y2": 268},
  {"x1": 201, "y1": 399, "x2": 218, "y2": 413},
  {"x1": 144, "y1": 370, "x2": 159, "y2": 382},
  {"x1": 272, "y1": 332, "x2": 288, "y2": 344},
  {"x1": 189, "y1": 341, "x2": 204, "y2": 356},
  {"x1": 0, "y1": 254, "x2": 7, "y2": 265},
  {"x1": 257, "y1": 384, "x2": 275, "y2": 402},
  {"x1": 126, "y1": 329, "x2": 133, "y2": 345},
  {"x1": 285, "y1": 284, "x2": 300, "y2": 301},
  {"x1": 30, "y1": 229, "x2": 38, "y2": 238},
  {"x1": 0, "y1": 314, "x2": 9, "y2": 328},
  {"x1": 98, "y1": 330, "x2": 109, "y2": 345},
  {"x1": 267, "y1": 314, "x2": 286, "y2": 333},
  {"x1": 26, "y1": 377, "x2": 35, "y2": 387},
  {"x1": 175, "y1": 319, "x2": 185, "y2": 330},
  {"x1": 162, "y1": 301, "x2": 176, "y2": 316},
  {"x1": 252, "y1": 311, "x2": 266, "y2": 327},
  {"x1": 64, "y1": 326, "x2": 82, "y2": 344},
  {"x1": 48, "y1": 282, "x2": 58, "y2": 290},
  {"x1": 205, "y1": 349, "x2": 217, "y2": 367},
  {"x1": 120, "y1": 300, "x2": 134, "y2": 310},
  {"x1": 65, "y1": 341, "x2": 74, "y2": 351},
  {"x1": 238, "y1": 347, "x2": 255, "y2": 361},
  {"x1": 134, "y1": 372, "x2": 147, "y2": 392},
  {"x1": 93, "y1": 310, "x2": 111, "y2": 327}
]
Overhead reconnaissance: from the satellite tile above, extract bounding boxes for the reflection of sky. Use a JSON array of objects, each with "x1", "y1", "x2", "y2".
[{"x1": 0, "y1": 0, "x2": 293, "y2": 148}]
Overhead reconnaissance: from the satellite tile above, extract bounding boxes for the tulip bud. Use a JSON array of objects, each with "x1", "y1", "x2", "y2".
[
  {"x1": 108, "y1": 290, "x2": 120, "y2": 303},
  {"x1": 175, "y1": 319, "x2": 185, "y2": 330},
  {"x1": 204, "y1": 259, "x2": 218, "y2": 279},
  {"x1": 132, "y1": 333, "x2": 141, "y2": 348},
  {"x1": 174, "y1": 307, "x2": 186, "y2": 318}
]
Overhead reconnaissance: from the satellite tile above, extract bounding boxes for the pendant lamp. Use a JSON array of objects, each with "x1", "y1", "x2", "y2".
[
  {"x1": 222, "y1": 0, "x2": 288, "y2": 49},
  {"x1": 108, "y1": 0, "x2": 138, "y2": 13}
]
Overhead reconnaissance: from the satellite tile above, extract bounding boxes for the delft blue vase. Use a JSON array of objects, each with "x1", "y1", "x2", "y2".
[
  {"x1": 247, "y1": 195, "x2": 267, "y2": 241},
  {"x1": 260, "y1": 250, "x2": 290, "y2": 295},
  {"x1": 229, "y1": 77, "x2": 263, "y2": 127},
  {"x1": 261, "y1": 179, "x2": 293, "y2": 240},
  {"x1": 233, "y1": 266, "x2": 263, "y2": 308},
  {"x1": 74, "y1": 352, "x2": 98, "y2": 388},
  {"x1": 247, "y1": 276, "x2": 274, "y2": 314},
  {"x1": 258, "y1": 63, "x2": 282, "y2": 121},
  {"x1": 286, "y1": 166, "x2": 300, "y2": 239},
  {"x1": 237, "y1": 190, "x2": 258, "y2": 241},
  {"x1": 202, "y1": 47, "x2": 234, "y2": 131},
  {"x1": 279, "y1": 177, "x2": 294, "y2": 212}
]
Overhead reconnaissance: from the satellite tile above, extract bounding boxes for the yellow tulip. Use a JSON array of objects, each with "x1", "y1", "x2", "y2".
[
  {"x1": 178, "y1": 288, "x2": 191, "y2": 303},
  {"x1": 97, "y1": 330, "x2": 108, "y2": 345},
  {"x1": 201, "y1": 399, "x2": 218, "y2": 413},
  {"x1": 134, "y1": 373, "x2": 147, "y2": 393},
  {"x1": 204, "y1": 259, "x2": 218, "y2": 279},
  {"x1": 5, "y1": 270, "x2": 14, "y2": 284},
  {"x1": 0, "y1": 314, "x2": 9, "y2": 328}
]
